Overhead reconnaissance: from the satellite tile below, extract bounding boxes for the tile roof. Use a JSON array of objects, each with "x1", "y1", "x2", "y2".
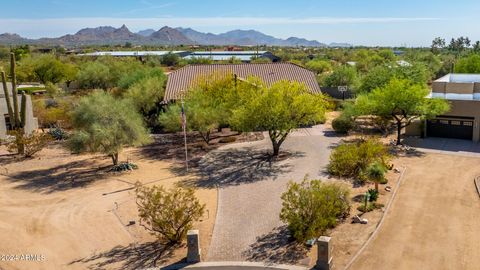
[{"x1": 164, "y1": 63, "x2": 321, "y2": 101}]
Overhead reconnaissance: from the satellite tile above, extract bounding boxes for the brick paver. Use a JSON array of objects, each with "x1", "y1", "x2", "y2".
[{"x1": 205, "y1": 126, "x2": 341, "y2": 261}]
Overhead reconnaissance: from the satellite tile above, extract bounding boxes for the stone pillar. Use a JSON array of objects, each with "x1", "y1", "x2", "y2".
[
  {"x1": 186, "y1": 230, "x2": 201, "y2": 263},
  {"x1": 316, "y1": 236, "x2": 333, "y2": 270}
]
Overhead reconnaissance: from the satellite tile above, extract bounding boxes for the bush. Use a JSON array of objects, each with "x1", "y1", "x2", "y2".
[
  {"x1": 7, "y1": 131, "x2": 52, "y2": 158},
  {"x1": 357, "y1": 202, "x2": 384, "y2": 213},
  {"x1": 280, "y1": 179, "x2": 350, "y2": 242},
  {"x1": 48, "y1": 127, "x2": 69, "y2": 140},
  {"x1": 136, "y1": 185, "x2": 205, "y2": 245},
  {"x1": 332, "y1": 115, "x2": 354, "y2": 134},
  {"x1": 110, "y1": 162, "x2": 138, "y2": 172},
  {"x1": 367, "y1": 188, "x2": 379, "y2": 202},
  {"x1": 328, "y1": 138, "x2": 390, "y2": 179}
]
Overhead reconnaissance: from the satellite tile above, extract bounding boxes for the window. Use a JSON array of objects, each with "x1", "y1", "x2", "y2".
[
  {"x1": 439, "y1": 120, "x2": 449, "y2": 124},
  {"x1": 463, "y1": 121, "x2": 473, "y2": 126},
  {"x1": 451, "y1": 121, "x2": 461, "y2": 125}
]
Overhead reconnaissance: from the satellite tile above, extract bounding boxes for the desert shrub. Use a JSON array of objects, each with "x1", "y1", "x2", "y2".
[
  {"x1": 136, "y1": 185, "x2": 205, "y2": 245},
  {"x1": 110, "y1": 162, "x2": 138, "y2": 172},
  {"x1": 218, "y1": 136, "x2": 236, "y2": 143},
  {"x1": 328, "y1": 138, "x2": 390, "y2": 179},
  {"x1": 280, "y1": 179, "x2": 350, "y2": 242},
  {"x1": 48, "y1": 127, "x2": 69, "y2": 140},
  {"x1": 367, "y1": 188, "x2": 379, "y2": 202},
  {"x1": 357, "y1": 202, "x2": 384, "y2": 213},
  {"x1": 8, "y1": 131, "x2": 52, "y2": 158},
  {"x1": 332, "y1": 114, "x2": 354, "y2": 134}
]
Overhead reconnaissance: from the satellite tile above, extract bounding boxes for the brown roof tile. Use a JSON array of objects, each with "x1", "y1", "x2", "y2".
[{"x1": 164, "y1": 63, "x2": 321, "y2": 101}]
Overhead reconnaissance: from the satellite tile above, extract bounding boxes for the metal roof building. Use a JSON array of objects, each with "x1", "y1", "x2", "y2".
[
  {"x1": 164, "y1": 63, "x2": 321, "y2": 101},
  {"x1": 183, "y1": 51, "x2": 279, "y2": 62},
  {"x1": 78, "y1": 51, "x2": 188, "y2": 57}
]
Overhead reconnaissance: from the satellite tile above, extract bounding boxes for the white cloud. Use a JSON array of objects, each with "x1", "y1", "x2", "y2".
[{"x1": 0, "y1": 16, "x2": 440, "y2": 38}]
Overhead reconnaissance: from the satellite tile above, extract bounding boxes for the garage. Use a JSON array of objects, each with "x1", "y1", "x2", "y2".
[{"x1": 427, "y1": 116, "x2": 474, "y2": 140}]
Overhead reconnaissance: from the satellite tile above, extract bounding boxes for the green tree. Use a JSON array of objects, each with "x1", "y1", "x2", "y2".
[
  {"x1": 354, "y1": 79, "x2": 450, "y2": 145},
  {"x1": 231, "y1": 79, "x2": 327, "y2": 156},
  {"x1": 454, "y1": 54, "x2": 480, "y2": 73},
  {"x1": 324, "y1": 65, "x2": 359, "y2": 90},
  {"x1": 69, "y1": 92, "x2": 151, "y2": 165},
  {"x1": 76, "y1": 61, "x2": 113, "y2": 89},
  {"x1": 136, "y1": 185, "x2": 205, "y2": 245},
  {"x1": 305, "y1": 59, "x2": 332, "y2": 74},
  {"x1": 280, "y1": 179, "x2": 350, "y2": 242},
  {"x1": 161, "y1": 52, "x2": 180, "y2": 66},
  {"x1": 124, "y1": 76, "x2": 166, "y2": 127},
  {"x1": 30, "y1": 55, "x2": 70, "y2": 84}
]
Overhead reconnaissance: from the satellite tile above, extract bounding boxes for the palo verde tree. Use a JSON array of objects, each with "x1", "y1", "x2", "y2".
[
  {"x1": 1, "y1": 53, "x2": 28, "y2": 154},
  {"x1": 159, "y1": 74, "x2": 236, "y2": 144},
  {"x1": 69, "y1": 92, "x2": 151, "y2": 165},
  {"x1": 231, "y1": 79, "x2": 327, "y2": 156},
  {"x1": 354, "y1": 79, "x2": 450, "y2": 145}
]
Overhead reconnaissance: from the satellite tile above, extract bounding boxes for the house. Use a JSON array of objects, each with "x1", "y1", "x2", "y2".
[
  {"x1": 0, "y1": 83, "x2": 38, "y2": 139},
  {"x1": 407, "y1": 73, "x2": 480, "y2": 141},
  {"x1": 164, "y1": 63, "x2": 321, "y2": 102},
  {"x1": 182, "y1": 51, "x2": 280, "y2": 62}
]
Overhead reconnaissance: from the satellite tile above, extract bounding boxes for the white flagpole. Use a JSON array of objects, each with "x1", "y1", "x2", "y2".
[{"x1": 181, "y1": 98, "x2": 189, "y2": 172}]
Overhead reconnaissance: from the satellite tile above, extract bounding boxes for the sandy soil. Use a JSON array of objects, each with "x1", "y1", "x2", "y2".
[
  {"x1": 0, "y1": 141, "x2": 217, "y2": 270},
  {"x1": 351, "y1": 153, "x2": 480, "y2": 270}
]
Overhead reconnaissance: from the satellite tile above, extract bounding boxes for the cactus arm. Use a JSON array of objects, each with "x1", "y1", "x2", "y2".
[
  {"x1": 1, "y1": 71, "x2": 15, "y2": 128},
  {"x1": 10, "y1": 53, "x2": 19, "y2": 129},
  {"x1": 20, "y1": 91, "x2": 26, "y2": 128}
]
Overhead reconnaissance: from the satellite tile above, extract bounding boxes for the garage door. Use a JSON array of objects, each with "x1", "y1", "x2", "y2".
[{"x1": 427, "y1": 117, "x2": 473, "y2": 140}]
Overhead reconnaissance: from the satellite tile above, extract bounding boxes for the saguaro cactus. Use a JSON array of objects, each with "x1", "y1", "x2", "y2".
[{"x1": 1, "y1": 52, "x2": 28, "y2": 154}]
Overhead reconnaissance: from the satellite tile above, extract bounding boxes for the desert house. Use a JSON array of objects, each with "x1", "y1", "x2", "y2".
[
  {"x1": 164, "y1": 62, "x2": 321, "y2": 102},
  {"x1": 407, "y1": 73, "x2": 480, "y2": 141},
  {"x1": 0, "y1": 83, "x2": 38, "y2": 139}
]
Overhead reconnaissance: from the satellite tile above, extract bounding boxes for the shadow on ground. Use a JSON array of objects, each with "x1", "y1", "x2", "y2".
[
  {"x1": 5, "y1": 159, "x2": 110, "y2": 193},
  {"x1": 242, "y1": 226, "x2": 308, "y2": 265},
  {"x1": 69, "y1": 241, "x2": 179, "y2": 270},
  {"x1": 182, "y1": 148, "x2": 304, "y2": 189}
]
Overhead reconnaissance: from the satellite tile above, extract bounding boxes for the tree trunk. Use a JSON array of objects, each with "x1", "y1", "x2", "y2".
[
  {"x1": 396, "y1": 121, "x2": 402, "y2": 145},
  {"x1": 111, "y1": 153, "x2": 119, "y2": 165},
  {"x1": 375, "y1": 182, "x2": 379, "y2": 192},
  {"x1": 272, "y1": 142, "x2": 280, "y2": 156}
]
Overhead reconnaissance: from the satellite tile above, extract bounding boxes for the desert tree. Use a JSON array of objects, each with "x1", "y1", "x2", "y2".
[
  {"x1": 231, "y1": 79, "x2": 327, "y2": 156},
  {"x1": 353, "y1": 79, "x2": 449, "y2": 145},
  {"x1": 69, "y1": 92, "x2": 151, "y2": 165}
]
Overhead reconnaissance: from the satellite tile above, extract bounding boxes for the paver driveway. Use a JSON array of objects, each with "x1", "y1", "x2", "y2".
[{"x1": 200, "y1": 125, "x2": 341, "y2": 262}]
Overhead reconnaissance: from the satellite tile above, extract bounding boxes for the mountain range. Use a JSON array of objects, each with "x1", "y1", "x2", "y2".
[{"x1": 0, "y1": 25, "x2": 352, "y2": 47}]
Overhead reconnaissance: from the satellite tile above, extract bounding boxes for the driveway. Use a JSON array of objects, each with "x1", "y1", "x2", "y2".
[
  {"x1": 198, "y1": 125, "x2": 341, "y2": 262},
  {"x1": 349, "y1": 149, "x2": 480, "y2": 270}
]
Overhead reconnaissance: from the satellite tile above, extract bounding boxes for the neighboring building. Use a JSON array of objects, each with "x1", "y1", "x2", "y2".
[
  {"x1": 0, "y1": 83, "x2": 38, "y2": 139},
  {"x1": 78, "y1": 50, "x2": 190, "y2": 57},
  {"x1": 164, "y1": 63, "x2": 321, "y2": 101},
  {"x1": 183, "y1": 51, "x2": 280, "y2": 62},
  {"x1": 408, "y1": 74, "x2": 480, "y2": 141}
]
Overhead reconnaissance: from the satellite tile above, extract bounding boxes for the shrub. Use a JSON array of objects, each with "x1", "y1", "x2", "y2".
[
  {"x1": 328, "y1": 138, "x2": 390, "y2": 179},
  {"x1": 332, "y1": 114, "x2": 354, "y2": 134},
  {"x1": 48, "y1": 127, "x2": 69, "y2": 140},
  {"x1": 136, "y1": 185, "x2": 205, "y2": 245},
  {"x1": 367, "y1": 188, "x2": 379, "y2": 202},
  {"x1": 280, "y1": 179, "x2": 350, "y2": 242},
  {"x1": 110, "y1": 162, "x2": 138, "y2": 172},
  {"x1": 7, "y1": 131, "x2": 52, "y2": 158},
  {"x1": 357, "y1": 202, "x2": 384, "y2": 213}
]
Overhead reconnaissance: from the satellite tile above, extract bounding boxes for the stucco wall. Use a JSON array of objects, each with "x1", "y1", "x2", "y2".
[{"x1": 442, "y1": 100, "x2": 480, "y2": 142}]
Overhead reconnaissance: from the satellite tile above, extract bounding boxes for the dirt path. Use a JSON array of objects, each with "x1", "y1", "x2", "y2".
[{"x1": 350, "y1": 153, "x2": 480, "y2": 270}]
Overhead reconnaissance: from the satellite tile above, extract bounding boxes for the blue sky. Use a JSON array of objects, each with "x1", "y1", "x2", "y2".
[{"x1": 1, "y1": 0, "x2": 480, "y2": 46}]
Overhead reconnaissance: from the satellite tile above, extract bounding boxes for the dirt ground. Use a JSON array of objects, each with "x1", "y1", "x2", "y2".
[
  {"x1": 350, "y1": 152, "x2": 480, "y2": 270},
  {"x1": 0, "y1": 139, "x2": 218, "y2": 270}
]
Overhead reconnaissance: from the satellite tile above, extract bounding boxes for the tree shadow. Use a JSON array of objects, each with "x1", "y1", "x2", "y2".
[
  {"x1": 242, "y1": 225, "x2": 308, "y2": 265},
  {"x1": 181, "y1": 148, "x2": 303, "y2": 189},
  {"x1": 69, "y1": 241, "x2": 179, "y2": 270},
  {"x1": 6, "y1": 159, "x2": 110, "y2": 193}
]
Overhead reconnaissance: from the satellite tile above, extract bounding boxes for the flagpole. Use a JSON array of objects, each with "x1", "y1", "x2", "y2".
[{"x1": 181, "y1": 98, "x2": 189, "y2": 172}]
